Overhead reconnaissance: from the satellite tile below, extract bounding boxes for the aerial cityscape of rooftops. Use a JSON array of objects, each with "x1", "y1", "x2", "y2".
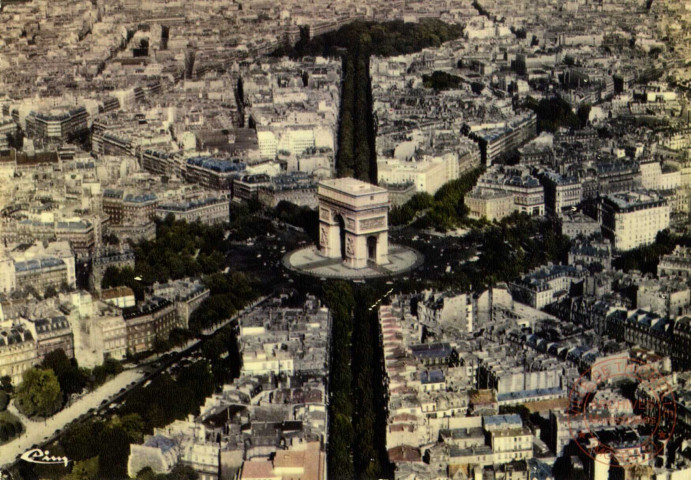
[{"x1": 0, "y1": 0, "x2": 689, "y2": 479}]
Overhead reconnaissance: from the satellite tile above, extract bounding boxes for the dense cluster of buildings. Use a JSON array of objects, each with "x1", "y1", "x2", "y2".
[
  {"x1": 0, "y1": 275, "x2": 209, "y2": 381},
  {"x1": 367, "y1": 0, "x2": 689, "y2": 258},
  {"x1": 0, "y1": 0, "x2": 689, "y2": 479},
  {"x1": 126, "y1": 296, "x2": 329, "y2": 480},
  {"x1": 381, "y1": 275, "x2": 691, "y2": 479}
]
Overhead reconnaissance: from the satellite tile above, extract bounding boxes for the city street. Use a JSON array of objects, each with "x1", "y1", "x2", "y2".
[{"x1": 0, "y1": 369, "x2": 143, "y2": 468}]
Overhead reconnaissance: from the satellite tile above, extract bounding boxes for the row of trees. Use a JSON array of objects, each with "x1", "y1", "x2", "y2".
[
  {"x1": 188, "y1": 271, "x2": 256, "y2": 333},
  {"x1": 0, "y1": 410, "x2": 23, "y2": 444},
  {"x1": 273, "y1": 200, "x2": 319, "y2": 243},
  {"x1": 120, "y1": 361, "x2": 215, "y2": 435},
  {"x1": 56, "y1": 412, "x2": 147, "y2": 479},
  {"x1": 394, "y1": 213, "x2": 572, "y2": 294},
  {"x1": 100, "y1": 212, "x2": 258, "y2": 343},
  {"x1": 27, "y1": 301, "x2": 245, "y2": 479},
  {"x1": 389, "y1": 167, "x2": 486, "y2": 230},
  {"x1": 351, "y1": 287, "x2": 393, "y2": 479},
  {"x1": 323, "y1": 282, "x2": 391, "y2": 479},
  {"x1": 273, "y1": 19, "x2": 463, "y2": 59},
  {"x1": 15, "y1": 368, "x2": 62, "y2": 418},
  {"x1": 273, "y1": 19, "x2": 463, "y2": 184},
  {"x1": 135, "y1": 465, "x2": 199, "y2": 480},
  {"x1": 101, "y1": 217, "x2": 230, "y2": 299},
  {"x1": 324, "y1": 281, "x2": 356, "y2": 478},
  {"x1": 41, "y1": 360, "x2": 217, "y2": 479},
  {"x1": 336, "y1": 50, "x2": 377, "y2": 183},
  {"x1": 130, "y1": 217, "x2": 227, "y2": 286},
  {"x1": 0, "y1": 348, "x2": 22, "y2": 444}
]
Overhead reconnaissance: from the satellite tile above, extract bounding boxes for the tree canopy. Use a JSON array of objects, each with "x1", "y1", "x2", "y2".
[
  {"x1": 0, "y1": 411, "x2": 23, "y2": 443},
  {"x1": 389, "y1": 167, "x2": 485, "y2": 230},
  {"x1": 614, "y1": 230, "x2": 691, "y2": 274},
  {"x1": 422, "y1": 71, "x2": 462, "y2": 91},
  {"x1": 42, "y1": 349, "x2": 88, "y2": 399},
  {"x1": 273, "y1": 19, "x2": 463, "y2": 59},
  {"x1": 16, "y1": 368, "x2": 62, "y2": 417},
  {"x1": 523, "y1": 96, "x2": 580, "y2": 133},
  {"x1": 102, "y1": 218, "x2": 229, "y2": 299}
]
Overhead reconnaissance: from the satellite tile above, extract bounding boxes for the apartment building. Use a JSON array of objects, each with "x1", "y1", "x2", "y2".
[
  {"x1": 510, "y1": 264, "x2": 585, "y2": 309},
  {"x1": 560, "y1": 210, "x2": 600, "y2": 239},
  {"x1": 123, "y1": 297, "x2": 179, "y2": 354},
  {"x1": 476, "y1": 113, "x2": 537, "y2": 165},
  {"x1": 2, "y1": 241, "x2": 76, "y2": 295},
  {"x1": 0, "y1": 322, "x2": 37, "y2": 386},
  {"x1": 659, "y1": 246, "x2": 691, "y2": 278},
  {"x1": 600, "y1": 190, "x2": 670, "y2": 251},
  {"x1": 465, "y1": 188, "x2": 515, "y2": 222},
  {"x1": 183, "y1": 157, "x2": 246, "y2": 191},
  {"x1": 378, "y1": 154, "x2": 458, "y2": 196},
  {"x1": 540, "y1": 172, "x2": 582, "y2": 216},
  {"x1": 156, "y1": 196, "x2": 230, "y2": 225},
  {"x1": 25, "y1": 106, "x2": 88, "y2": 144},
  {"x1": 102, "y1": 189, "x2": 158, "y2": 226},
  {"x1": 476, "y1": 166, "x2": 545, "y2": 216},
  {"x1": 26, "y1": 316, "x2": 74, "y2": 363},
  {"x1": 152, "y1": 278, "x2": 210, "y2": 328}
]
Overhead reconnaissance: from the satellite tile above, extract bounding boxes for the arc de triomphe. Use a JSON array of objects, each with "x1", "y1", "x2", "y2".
[{"x1": 317, "y1": 178, "x2": 389, "y2": 269}]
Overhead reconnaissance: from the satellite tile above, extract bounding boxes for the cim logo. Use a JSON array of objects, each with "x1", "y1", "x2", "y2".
[{"x1": 19, "y1": 448, "x2": 70, "y2": 467}]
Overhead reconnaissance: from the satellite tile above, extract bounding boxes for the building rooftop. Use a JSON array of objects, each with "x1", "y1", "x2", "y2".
[
  {"x1": 186, "y1": 156, "x2": 246, "y2": 173},
  {"x1": 604, "y1": 190, "x2": 667, "y2": 210},
  {"x1": 101, "y1": 286, "x2": 135, "y2": 301},
  {"x1": 318, "y1": 177, "x2": 387, "y2": 196},
  {"x1": 143, "y1": 435, "x2": 177, "y2": 453},
  {"x1": 410, "y1": 342, "x2": 452, "y2": 359}
]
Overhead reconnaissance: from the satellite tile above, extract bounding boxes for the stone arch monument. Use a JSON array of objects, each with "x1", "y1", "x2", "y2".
[
  {"x1": 318, "y1": 178, "x2": 389, "y2": 269},
  {"x1": 283, "y1": 177, "x2": 421, "y2": 279}
]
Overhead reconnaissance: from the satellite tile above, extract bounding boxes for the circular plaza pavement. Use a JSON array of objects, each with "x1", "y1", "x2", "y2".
[{"x1": 283, "y1": 244, "x2": 423, "y2": 280}]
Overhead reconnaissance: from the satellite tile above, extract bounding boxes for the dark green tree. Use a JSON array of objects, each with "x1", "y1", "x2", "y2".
[
  {"x1": 16, "y1": 368, "x2": 62, "y2": 417},
  {"x1": 43, "y1": 285, "x2": 58, "y2": 298},
  {"x1": 98, "y1": 426, "x2": 130, "y2": 479},
  {"x1": 422, "y1": 71, "x2": 462, "y2": 91},
  {"x1": 0, "y1": 376, "x2": 12, "y2": 392}
]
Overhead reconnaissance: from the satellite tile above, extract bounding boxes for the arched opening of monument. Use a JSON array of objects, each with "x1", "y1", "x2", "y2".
[
  {"x1": 336, "y1": 214, "x2": 346, "y2": 260},
  {"x1": 286, "y1": 178, "x2": 422, "y2": 278},
  {"x1": 367, "y1": 236, "x2": 377, "y2": 262}
]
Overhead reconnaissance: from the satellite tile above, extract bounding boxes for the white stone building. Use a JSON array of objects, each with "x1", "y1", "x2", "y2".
[{"x1": 600, "y1": 190, "x2": 670, "y2": 251}]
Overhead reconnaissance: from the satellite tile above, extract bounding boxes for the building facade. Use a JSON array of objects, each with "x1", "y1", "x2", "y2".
[
  {"x1": 600, "y1": 191, "x2": 670, "y2": 251},
  {"x1": 156, "y1": 196, "x2": 230, "y2": 225},
  {"x1": 0, "y1": 323, "x2": 37, "y2": 386},
  {"x1": 123, "y1": 298, "x2": 180, "y2": 354}
]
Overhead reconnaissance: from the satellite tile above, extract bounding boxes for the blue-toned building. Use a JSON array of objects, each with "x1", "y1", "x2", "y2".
[{"x1": 184, "y1": 156, "x2": 246, "y2": 190}]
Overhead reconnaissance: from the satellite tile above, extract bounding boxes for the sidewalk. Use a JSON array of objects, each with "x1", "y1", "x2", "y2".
[{"x1": 0, "y1": 369, "x2": 143, "y2": 467}]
